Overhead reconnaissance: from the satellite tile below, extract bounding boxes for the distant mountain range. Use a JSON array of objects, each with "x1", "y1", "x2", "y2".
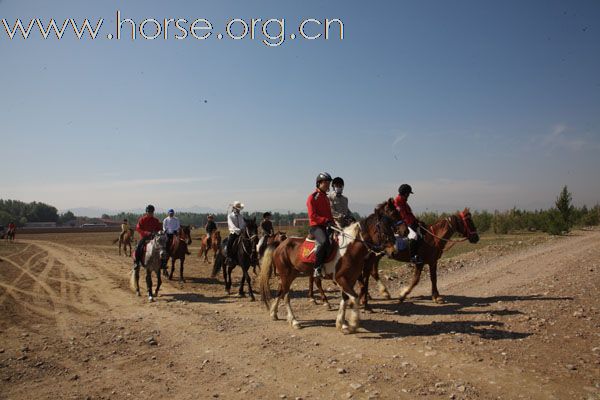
[{"x1": 62, "y1": 205, "x2": 222, "y2": 218}]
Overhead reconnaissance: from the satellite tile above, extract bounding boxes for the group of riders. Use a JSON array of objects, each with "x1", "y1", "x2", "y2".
[{"x1": 123, "y1": 173, "x2": 424, "y2": 278}]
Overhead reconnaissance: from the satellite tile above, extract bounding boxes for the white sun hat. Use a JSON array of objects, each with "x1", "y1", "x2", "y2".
[{"x1": 232, "y1": 201, "x2": 245, "y2": 210}]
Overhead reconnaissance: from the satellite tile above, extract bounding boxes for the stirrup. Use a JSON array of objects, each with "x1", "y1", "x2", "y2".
[{"x1": 313, "y1": 266, "x2": 324, "y2": 278}]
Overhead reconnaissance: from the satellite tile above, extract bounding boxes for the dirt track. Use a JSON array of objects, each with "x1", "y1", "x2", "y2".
[{"x1": 1, "y1": 230, "x2": 599, "y2": 400}]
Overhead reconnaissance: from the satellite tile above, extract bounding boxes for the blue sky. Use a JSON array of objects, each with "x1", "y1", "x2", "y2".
[{"x1": 1, "y1": 0, "x2": 599, "y2": 216}]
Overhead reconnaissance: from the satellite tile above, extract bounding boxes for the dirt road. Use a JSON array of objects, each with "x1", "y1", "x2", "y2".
[{"x1": 1, "y1": 230, "x2": 599, "y2": 400}]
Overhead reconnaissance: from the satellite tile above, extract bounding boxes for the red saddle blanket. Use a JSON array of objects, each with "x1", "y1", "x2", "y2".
[{"x1": 298, "y1": 239, "x2": 339, "y2": 264}]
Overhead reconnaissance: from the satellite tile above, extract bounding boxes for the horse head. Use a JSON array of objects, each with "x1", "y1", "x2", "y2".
[
  {"x1": 375, "y1": 198, "x2": 406, "y2": 235},
  {"x1": 454, "y1": 208, "x2": 479, "y2": 243},
  {"x1": 363, "y1": 205, "x2": 398, "y2": 256},
  {"x1": 147, "y1": 231, "x2": 168, "y2": 263},
  {"x1": 181, "y1": 225, "x2": 192, "y2": 245}
]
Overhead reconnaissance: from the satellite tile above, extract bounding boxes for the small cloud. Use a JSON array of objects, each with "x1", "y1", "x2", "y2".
[{"x1": 541, "y1": 124, "x2": 587, "y2": 152}]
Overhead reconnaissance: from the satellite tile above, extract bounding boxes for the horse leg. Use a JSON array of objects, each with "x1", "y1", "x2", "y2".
[
  {"x1": 179, "y1": 258, "x2": 185, "y2": 283},
  {"x1": 146, "y1": 269, "x2": 154, "y2": 301},
  {"x1": 238, "y1": 265, "x2": 246, "y2": 297},
  {"x1": 270, "y1": 283, "x2": 282, "y2": 320},
  {"x1": 154, "y1": 268, "x2": 162, "y2": 298},
  {"x1": 315, "y1": 278, "x2": 331, "y2": 309},
  {"x1": 357, "y1": 273, "x2": 371, "y2": 312},
  {"x1": 429, "y1": 262, "x2": 443, "y2": 303},
  {"x1": 226, "y1": 265, "x2": 234, "y2": 295},
  {"x1": 118, "y1": 240, "x2": 122, "y2": 256},
  {"x1": 246, "y1": 265, "x2": 255, "y2": 301},
  {"x1": 169, "y1": 258, "x2": 175, "y2": 280},
  {"x1": 336, "y1": 277, "x2": 361, "y2": 333},
  {"x1": 398, "y1": 265, "x2": 423, "y2": 303},
  {"x1": 284, "y1": 291, "x2": 300, "y2": 329},
  {"x1": 308, "y1": 275, "x2": 317, "y2": 304},
  {"x1": 372, "y1": 260, "x2": 391, "y2": 300},
  {"x1": 134, "y1": 266, "x2": 141, "y2": 296}
]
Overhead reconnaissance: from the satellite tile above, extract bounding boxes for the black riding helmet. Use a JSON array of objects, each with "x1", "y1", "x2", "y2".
[
  {"x1": 398, "y1": 184, "x2": 414, "y2": 196},
  {"x1": 263, "y1": 212, "x2": 272, "y2": 218},
  {"x1": 146, "y1": 204, "x2": 155, "y2": 213},
  {"x1": 316, "y1": 172, "x2": 332, "y2": 186},
  {"x1": 332, "y1": 177, "x2": 345, "y2": 187}
]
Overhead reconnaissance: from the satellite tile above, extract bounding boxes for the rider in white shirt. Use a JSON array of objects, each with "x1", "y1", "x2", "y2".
[
  {"x1": 163, "y1": 209, "x2": 181, "y2": 255},
  {"x1": 226, "y1": 201, "x2": 246, "y2": 262}
]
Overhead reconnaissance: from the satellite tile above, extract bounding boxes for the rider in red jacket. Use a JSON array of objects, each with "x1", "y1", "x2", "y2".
[
  {"x1": 307, "y1": 172, "x2": 334, "y2": 278},
  {"x1": 394, "y1": 184, "x2": 423, "y2": 265},
  {"x1": 134, "y1": 205, "x2": 163, "y2": 268}
]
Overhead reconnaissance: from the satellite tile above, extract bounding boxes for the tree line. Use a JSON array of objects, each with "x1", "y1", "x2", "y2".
[{"x1": 2, "y1": 187, "x2": 597, "y2": 235}]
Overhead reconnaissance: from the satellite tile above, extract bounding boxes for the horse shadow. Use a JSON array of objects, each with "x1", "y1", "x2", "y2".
[
  {"x1": 161, "y1": 292, "x2": 229, "y2": 304},
  {"x1": 183, "y1": 276, "x2": 222, "y2": 285}
]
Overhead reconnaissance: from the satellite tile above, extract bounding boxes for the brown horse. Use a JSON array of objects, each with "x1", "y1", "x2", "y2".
[
  {"x1": 6, "y1": 228, "x2": 15, "y2": 242},
  {"x1": 258, "y1": 204, "x2": 399, "y2": 333},
  {"x1": 112, "y1": 228, "x2": 135, "y2": 256},
  {"x1": 307, "y1": 199, "x2": 402, "y2": 309},
  {"x1": 199, "y1": 230, "x2": 221, "y2": 263},
  {"x1": 168, "y1": 226, "x2": 192, "y2": 282},
  {"x1": 358, "y1": 208, "x2": 479, "y2": 309}
]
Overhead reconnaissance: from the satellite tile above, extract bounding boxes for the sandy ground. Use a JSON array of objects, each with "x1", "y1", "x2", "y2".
[{"x1": 0, "y1": 229, "x2": 599, "y2": 400}]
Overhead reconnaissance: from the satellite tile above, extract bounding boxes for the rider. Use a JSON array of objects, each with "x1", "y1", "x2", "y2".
[
  {"x1": 119, "y1": 218, "x2": 130, "y2": 242},
  {"x1": 205, "y1": 214, "x2": 217, "y2": 246},
  {"x1": 133, "y1": 205, "x2": 163, "y2": 268},
  {"x1": 257, "y1": 212, "x2": 275, "y2": 255},
  {"x1": 394, "y1": 184, "x2": 423, "y2": 265},
  {"x1": 226, "y1": 201, "x2": 246, "y2": 263},
  {"x1": 329, "y1": 177, "x2": 356, "y2": 228},
  {"x1": 163, "y1": 209, "x2": 181, "y2": 256},
  {"x1": 7, "y1": 222, "x2": 16, "y2": 239},
  {"x1": 307, "y1": 172, "x2": 334, "y2": 278}
]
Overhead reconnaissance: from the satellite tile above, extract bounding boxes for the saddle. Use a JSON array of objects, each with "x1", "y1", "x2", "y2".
[{"x1": 298, "y1": 238, "x2": 339, "y2": 264}]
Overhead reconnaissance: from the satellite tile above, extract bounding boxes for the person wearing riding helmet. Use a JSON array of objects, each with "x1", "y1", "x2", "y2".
[
  {"x1": 226, "y1": 201, "x2": 246, "y2": 263},
  {"x1": 257, "y1": 212, "x2": 275, "y2": 255},
  {"x1": 134, "y1": 205, "x2": 163, "y2": 268},
  {"x1": 329, "y1": 177, "x2": 356, "y2": 228},
  {"x1": 394, "y1": 184, "x2": 423, "y2": 265},
  {"x1": 307, "y1": 172, "x2": 334, "y2": 278},
  {"x1": 163, "y1": 209, "x2": 181, "y2": 257}
]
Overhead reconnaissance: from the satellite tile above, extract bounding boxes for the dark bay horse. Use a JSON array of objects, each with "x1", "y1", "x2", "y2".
[
  {"x1": 358, "y1": 208, "x2": 479, "y2": 309},
  {"x1": 223, "y1": 219, "x2": 259, "y2": 300},
  {"x1": 199, "y1": 230, "x2": 221, "y2": 263},
  {"x1": 168, "y1": 225, "x2": 192, "y2": 282},
  {"x1": 258, "y1": 206, "x2": 398, "y2": 333},
  {"x1": 130, "y1": 232, "x2": 168, "y2": 301},
  {"x1": 113, "y1": 228, "x2": 135, "y2": 256},
  {"x1": 6, "y1": 228, "x2": 15, "y2": 242}
]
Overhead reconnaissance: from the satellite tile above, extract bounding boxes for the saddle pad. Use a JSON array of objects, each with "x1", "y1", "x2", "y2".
[{"x1": 298, "y1": 238, "x2": 338, "y2": 264}]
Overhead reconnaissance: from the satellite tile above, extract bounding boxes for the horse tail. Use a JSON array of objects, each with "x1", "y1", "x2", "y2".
[
  {"x1": 258, "y1": 245, "x2": 276, "y2": 309},
  {"x1": 112, "y1": 238, "x2": 120, "y2": 244},
  {"x1": 129, "y1": 269, "x2": 137, "y2": 292}
]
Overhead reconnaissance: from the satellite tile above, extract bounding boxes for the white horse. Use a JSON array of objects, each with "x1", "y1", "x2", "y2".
[{"x1": 130, "y1": 232, "x2": 168, "y2": 301}]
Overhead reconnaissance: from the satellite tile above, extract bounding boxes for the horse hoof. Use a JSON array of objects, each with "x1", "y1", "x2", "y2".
[
  {"x1": 291, "y1": 320, "x2": 301, "y2": 329},
  {"x1": 382, "y1": 292, "x2": 392, "y2": 300},
  {"x1": 433, "y1": 296, "x2": 445, "y2": 304},
  {"x1": 270, "y1": 314, "x2": 279, "y2": 321},
  {"x1": 250, "y1": 297, "x2": 256, "y2": 302},
  {"x1": 148, "y1": 296, "x2": 154, "y2": 302},
  {"x1": 323, "y1": 302, "x2": 332, "y2": 310},
  {"x1": 136, "y1": 291, "x2": 141, "y2": 297},
  {"x1": 398, "y1": 297, "x2": 406, "y2": 304}
]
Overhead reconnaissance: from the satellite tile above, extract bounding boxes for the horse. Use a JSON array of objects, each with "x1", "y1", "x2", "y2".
[
  {"x1": 223, "y1": 219, "x2": 259, "y2": 300},
  {"x1": 129, "y1": 231, "x2": 168, "y2": 301},
  {"x1": 307, "y1": 199, "x2": 401, "y2": 309},
  {"x1": 113, "y1": 228, "x2": 135, "y2": 256},
  {"x1": 358, "y1": 208, "x2": 480, "y2": 309},
  {"x1": 258, "y1": 204, "x2": 399, "y2": 333},
  {"x1": 199, "y1": 230, "x2": 221, "y2": 263},
  {"x1": 254, "y1": 231, "x2": 288, "y2": 275},
  {"x1": 6, "y1": 228, "x2": 15, "y2": 242},
  {"x1": 168, "y1": 225, "x2": 192, "y2": 282}
]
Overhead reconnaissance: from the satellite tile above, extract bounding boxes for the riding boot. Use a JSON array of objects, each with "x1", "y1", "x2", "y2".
[{"x1": 409, "y1": 239, "x2": 424, "y2": 266}]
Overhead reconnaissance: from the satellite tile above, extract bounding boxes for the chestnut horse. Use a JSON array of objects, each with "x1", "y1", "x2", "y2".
[
  {"x1": 113, "y1": 228, "x2": 135, "y2": 256},
  {"x1": 258, "y1": 204, "x2": 399, "y2": 333},
  {"x1": 358, "y1": 208, "x2": 479, "y2": 309},
  {"x1": 168, "y1": 225, "x2": 192, "y2": 282},
  {"x1": 307, "y1": 199, "x2": 402, "y2": 309},
  {"x1": 199, "y1": 230, "x2": 221, "y2": 263}
]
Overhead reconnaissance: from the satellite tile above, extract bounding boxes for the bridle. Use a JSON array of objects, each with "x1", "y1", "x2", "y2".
[
  {"x1": 333, "y1": 214, "x2": 395, "y2": 256},
  {"x1": 240, "y1": 226, "x2": 258, "y2": 257}
]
